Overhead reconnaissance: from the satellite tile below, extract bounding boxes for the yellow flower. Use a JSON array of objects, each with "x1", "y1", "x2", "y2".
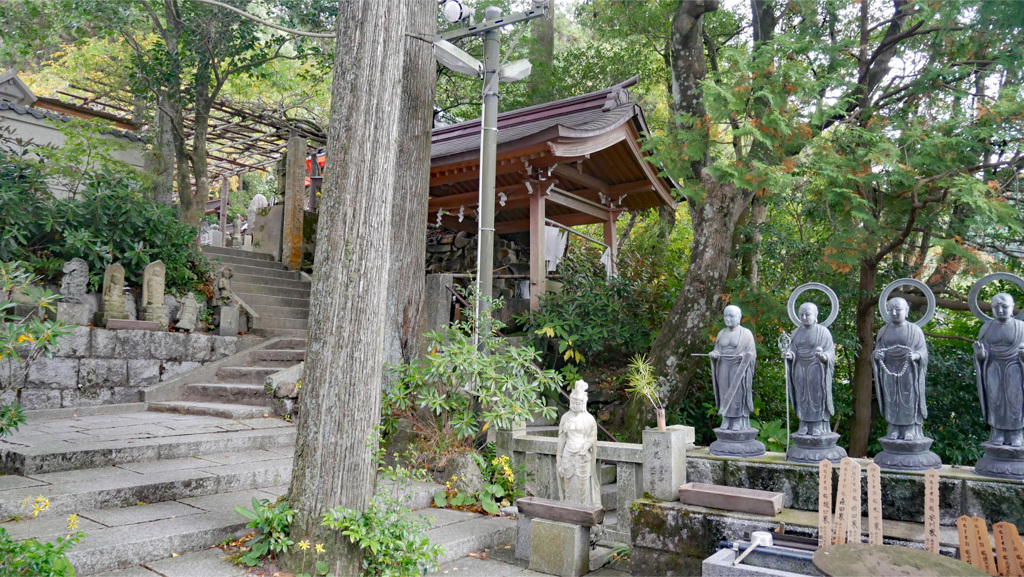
[
  {"x1": 297, "y1": 540, "x2": 310, "y2": 551},
  {"x1": 24, "y1": 495, "x2": 50, "y2": 517},
  {"x1": 315, "y1": 543, "x2": 325, "y2": 554},
  {"x1": 16, "y1": 334, "x2": 34, "y2": 343},
  {"x1": 67, "y1": 514, "x2": 79, "y2": 530}
]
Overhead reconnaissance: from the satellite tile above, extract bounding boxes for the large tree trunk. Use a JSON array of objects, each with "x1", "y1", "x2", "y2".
[
  {"x1": 383, "y1": 0, "x2": 436, "y2": 371},
  {"x1": 148, "y1": 95, "x2": 175, "y2": 206},
  {"x1": 526, "y1": 0, "x2": 555, "y2": 106},
  {"x1": 848, "y1": 259, "x2": 878, "y2": 457},
  {"x1": 285, "y1": 1, "x2": 410, "y2": 573}
]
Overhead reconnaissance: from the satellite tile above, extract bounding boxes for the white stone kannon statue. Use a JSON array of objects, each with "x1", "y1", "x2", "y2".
[{"x1": 557, "y1": 380, "x2": 601, "y2": 507}]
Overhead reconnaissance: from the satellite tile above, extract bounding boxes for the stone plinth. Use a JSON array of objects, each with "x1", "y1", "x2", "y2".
[
  {"x1": 786, "y1": 432, "x2": 846, "y2": 464},
  {"x1": 56, "y1": 303, "x2": 90, "y2": 326},
  {"x1": 215, "y1": 306, "x2": 239, "y2": 336},
  {"x1": 873, "y1": 436, "x2": 942, "y2": 472},
  {"x1": 140, "y1": 305, "x2": 168, "y2": 329},
  {"x1": 529, "y1": 519, "x2": 589, "y2": 577},
  {"x1": 710, "y1": 427, "x2": 765, "y2": 458},
  {"x1": 974, "y1": 442, "x2": 1024, "y2": 481},
  {"x1": 643, "y1": 426, "x2": 689, "y2": 501}
]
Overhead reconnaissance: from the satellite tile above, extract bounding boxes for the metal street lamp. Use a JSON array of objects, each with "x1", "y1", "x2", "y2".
[{"x1": 434, "y1": 2, "x2": 547, "y2": 342}]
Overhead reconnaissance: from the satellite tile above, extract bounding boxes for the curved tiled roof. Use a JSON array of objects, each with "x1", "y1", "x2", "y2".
[{"x1": 0, "y1": 99, "x2": 143, "y2": 142}]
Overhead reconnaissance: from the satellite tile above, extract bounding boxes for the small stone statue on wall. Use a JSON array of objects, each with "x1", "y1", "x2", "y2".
[
  {"x1": 872, "y1": 279, "x2": 940, "y2": 471},
  {"x1": 707, "y1": 305, "x2": 764, "y2": 457},
  {"x1": 969, "y1": 273, "x2": 1024, "y2": 480},
  {"x1": 140, "y1": 260, "x2": 169, "y2": 328},
  {"x1": 175, "y1": 292, "x2": 201, "y2": 332},
  {"x1": 214, "y1": 266, "x2": 235, "y2": 306},
  {"x1": 95, "y1": 263, "x2": 129, "y2": 327},
  {"x1": 57, "y1": 258, "x2": 90, "y2": 325},
  {"x1": 557, "y1": 380, "x2": 601, "y2": 507},
  {"x1": 783, "y1": 283, "x2": 846, "y2": 464},
  {"x1": 231, "y1": 215, "x2": 243, "y2": 246}
]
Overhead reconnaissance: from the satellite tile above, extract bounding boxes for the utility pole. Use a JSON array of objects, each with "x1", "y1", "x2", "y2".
[{"x1": 436, "y1": 2, "x2": 547, "y2": 341}]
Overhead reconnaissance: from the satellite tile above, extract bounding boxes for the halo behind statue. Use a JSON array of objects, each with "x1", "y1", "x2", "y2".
[
  {"x1": 968, "y1": 272, "x2": 1024, "y2": 322},
  {"x1": 787, "y1": 283, "x2": 839, "y2": 328},
  {"x1": 878, "y1": 278, "x2": 936, "y2": 327}
]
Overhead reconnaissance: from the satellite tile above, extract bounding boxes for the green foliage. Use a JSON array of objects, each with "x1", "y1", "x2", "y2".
[
  {"x1": 234, "y1": 498, "x2": 297, "y2": 566},
  {"x1": 479, "y1": 444, "x2": 527, "y2": 504},
  {"x1": 0, "y1": 144, "x2": 210, "y2": 292},
  {"x1": 0, "y1": 526, "x2": 81, "y2": 577},
  {"x1": 322, "y1": 450, "x2": 443, "y2": 577},
  {"x1": 1, "y1": 261, "x2": 74, "y2": 437},
  {"x1": 432, "y1": 449, "x2": 526, "y2": 515},
  {"x1": 384, "y1": 291, "x2": 560, "y2": 460},
  {"x1": 624, "y1": 354, "x2": 663, "y2": 411},
  {"x1": 519, "y1": 251, "x2": 673, "y2": 368}
]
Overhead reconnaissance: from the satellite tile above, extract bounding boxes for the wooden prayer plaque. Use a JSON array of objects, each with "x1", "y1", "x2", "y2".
[
  {"x1": 1009, "y1": 525, "x2": 1024, "y2": 577},
  {"x1": 867, "y1": 463, "x2": 882, "y2": 546},
  {"x1": 993, "y1": 523, "x2": 1024, "y2": 577},
  {"x1": 925, "y1": 469, "x2": 940, "y2": 554},
  {"x1": 960, "y1": 515, "x2": 981, "y2": 570},
  {"x1": 833, "y1": 458, "x2": 853, "y2": 545},
  {"x1": 848, "y1": 459, "x2": 862, "y2": 544},
  {"x1": 819, "y1": 459, "x2": 833, "y2": 550},
  {"x1": 973, "y1": 516, "x2": 996, "y2": 576}
]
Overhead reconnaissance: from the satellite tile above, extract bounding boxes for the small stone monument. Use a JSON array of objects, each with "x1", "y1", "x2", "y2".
[
  {"x1": 872, "y1": 278, "x2": 941, "y2": 471},
  {"x1": 214, "y1": 266, "x2": 235, "y2": 306},
  {"x1": 231, "y1": 215, "x2": 243, "y2": 246},
  {"x1": 199, "y1": 220, "x2": 212, "y2": 245},
  {"x1": 705, "y1": 305, "x2": 764, "y2": 457},
  {"x1": 247, "y1": 193, "x2": 269, "y2": 234},
  {"x1": 175, "y1": 292, "x2": 201, "y2": 332},
  {"x1": 56, "y1": 258, "x2": 90, "y2": 325},
  {"x1": 140, "y1": 260, "x2": 169, "y2": 328},
  {"x1": 969, "y1": 273, "x2": 1024, "y2": 480},
  {"x1": 213, "y1": 266, "x2": 239, "y2": 336},
  {"x1": 557, "y1": 380, "x2": 601, "y2": 507},
  {"x1": 95, "y1": 263, "x2": 129, "y2": 327},
  {"x1": 784, "y1": 283, "x2": 846, "y2": 464}
]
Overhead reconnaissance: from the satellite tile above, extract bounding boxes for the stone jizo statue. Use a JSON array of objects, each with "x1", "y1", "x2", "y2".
[
  {"x1": 706, "y1": 305, "x2": 764, "y2": 457},
  {"x1": 974, "y1": 293, "x2": 1024, "y2": 447},
  {"x1": 231, "y1": 215, "x2": 243, "y2": 245},
  {"x1": 175, "y1": 292, "x2": 201, "y2": 333},
  {"x1": 782, "y1": 283, "x2": 845, "y2": 463},
  {"x1": 557, "y1": 380, "x2": 601, "y2": 507},
  {"x1": 786, "y1": 302, "x2": 836, "y2": 436},
  {"x1": 60, "y1": 258, "x2": 88, "y2": 304},
  {"x1": 872, "y1": 279, "x2": 940, "y2": 471},
  {"x1": 95, "y1": 263, "x2": 129, "y2": 327},
  {"x1": 214, "y1": 266, "x2": 235, "y2": 306},
  {"x1": 140, "y1": 260, "x2": 169, "y2": 327},
  {"x1": 874, "y1": 298, "x2": 928, "y2": 441}
]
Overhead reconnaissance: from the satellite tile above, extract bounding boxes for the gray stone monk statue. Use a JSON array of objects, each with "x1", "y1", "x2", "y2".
[
  {"x1": 557, "y1": 380, "x2": 601, "y2": 506},
  {"x1": 872, "y1": 291, "x2": 941, "y2": 471},
  {"x1": 785, "y1": 301, "x2": 846, "y2": 463},
  {"x1": 708, "y1": 305, "x2": 764, "y2": 457},
  {"x1": 974, "y1": 293, "x2": 1024, "y2": 448}
]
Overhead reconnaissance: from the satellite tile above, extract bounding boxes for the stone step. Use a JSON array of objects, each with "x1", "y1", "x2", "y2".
[
  {"x1": 251, "y1": 304, "x2": 310, "y2": 320},
  {"x1": 202, "y1": 246, "x2": 276, "y2": 262},
  {"x1": 271, "y1": 337, "x2": 307, "y2": 351},
  {"x1": 233, "y1": 292, "x2": 311, "y2": 311},
  {"x1": 203, "y1": 252, "x2": 289, "y2": 271},
  {"x1": 231, "y1": 273, "x2": 311, "y2": 292},
  {"x1": 91, "y1": 547, "x2": 246, "y2": 577},
  {"x1": 183, "y1": 384, "x2": 269, "y2": 406},
  {"x1": 253, "y1": 316, "x2": 310, "y2": 331},
  {"x1": 0, "y1": 450, "x2": 292, "y2": 520},
  {"x1": 223, "y1": 262, "x2": 304, "y2": 282},
  {"x1": 249, "y1": 349, "x2": 305, "y2": 363},
  {"x1": 148, "y1": 402, "x2": 274, "y2": 420},
  {"x1": 0, "y1": 418, "x2": 295, "y2": 475},
  {"x1": 234, "y1": 284, "x2": 311, "y2": 300},
  {"x1": 418, "y1": 507, "x2": 517, "y2": 565},
  {"x1": 216, "y1": 366, "x2": 281, "y2": 384}
]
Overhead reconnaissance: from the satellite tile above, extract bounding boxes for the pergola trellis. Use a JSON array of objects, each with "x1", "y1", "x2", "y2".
[{"x1": 37, "y1": 85, "x2": 326, "y2": 224}]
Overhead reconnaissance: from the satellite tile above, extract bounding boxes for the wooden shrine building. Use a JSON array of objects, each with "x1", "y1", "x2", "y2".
[{"x1": 429, "y1": 77, "x2": 678, "y2": 309}]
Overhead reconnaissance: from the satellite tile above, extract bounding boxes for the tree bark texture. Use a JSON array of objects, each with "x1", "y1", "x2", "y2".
[
  {"x1": 286, "y1": 2, "x2": 410, "y2": 574},
  {"x1": 849, "y1": 260, "x2": 878, "y2": 457},
  {"x1": 527, "y1": 0, "x2": 555, "y2": 106},
  {"x1": 146, "y1": 95, "x2": 175, "y2": 206},
  {"x1": 383, "y1": 0, "x2": 436, "y2": 372}
]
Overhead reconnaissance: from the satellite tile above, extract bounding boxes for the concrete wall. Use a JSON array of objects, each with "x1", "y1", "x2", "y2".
[{"x1": 0, "y1": 327, "x2": 238, "y2": 410}]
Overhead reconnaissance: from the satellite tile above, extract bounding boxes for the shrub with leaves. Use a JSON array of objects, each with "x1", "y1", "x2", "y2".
[
  {"x1": 384, "y1": 292, "x2": 559, "y2": 460},
  {"x1": 234, "y1": 498, "x2": 297, "y2": 566},
  {"x1": 0, "y1": 499, "x2": 83, "y2": 576}
]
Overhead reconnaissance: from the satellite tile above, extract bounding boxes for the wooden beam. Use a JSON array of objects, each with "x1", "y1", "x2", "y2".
[
  {"x1": 547, "y1": 187, "x2": 612, "y2": 220},
  {"x1": 496, "y1": 212, "x2": 602, "y2": 235},
  {"x1": 604, "y1": 214, "x2": 618, "y2": 278},
  {"x1": 428, "y1": 184, "x2": 527, "y2": 210},
  {"x1": 551, "y1": 164, "x2": 609, "y2": 193}
]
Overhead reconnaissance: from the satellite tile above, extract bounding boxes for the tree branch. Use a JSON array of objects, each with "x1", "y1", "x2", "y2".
[{"x1": 187, "y1": 0, "x2": 336, "y2": 38}]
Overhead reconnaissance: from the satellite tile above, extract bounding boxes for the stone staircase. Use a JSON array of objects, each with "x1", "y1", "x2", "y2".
[{"x1": 201, "y1": 246, "x2": 311, "y2": 335}]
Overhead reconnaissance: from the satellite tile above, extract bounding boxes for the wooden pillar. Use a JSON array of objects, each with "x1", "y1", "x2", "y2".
[
  {"x1": 603, "y1": 212, "x2": 618, "y2": 279},
  {"x1": 282, "y1": 134, "x2": 306, "y2": 270},
  {"x1": 219, "y1": 178, "x2": 228, "y2": 247},
  {"x1": 529, "y1": 186, "x2": 546, "y2": 311},
  {"x1": 309, "y1": 152, "x2": 321, "y2": 212}
]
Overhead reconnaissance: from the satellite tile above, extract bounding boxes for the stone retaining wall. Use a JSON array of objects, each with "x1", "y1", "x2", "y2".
[{"x1": 0, "y1": 327, "x2": 239, "y2": 409}]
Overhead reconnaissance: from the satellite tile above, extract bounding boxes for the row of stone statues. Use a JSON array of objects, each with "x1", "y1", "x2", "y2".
[
  {"x1": 705, "y1": 275, "x2": 1024, "y2": 480},
  {"x1": 59, "y1": 259, "x2": 236, "y2": 333}
]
